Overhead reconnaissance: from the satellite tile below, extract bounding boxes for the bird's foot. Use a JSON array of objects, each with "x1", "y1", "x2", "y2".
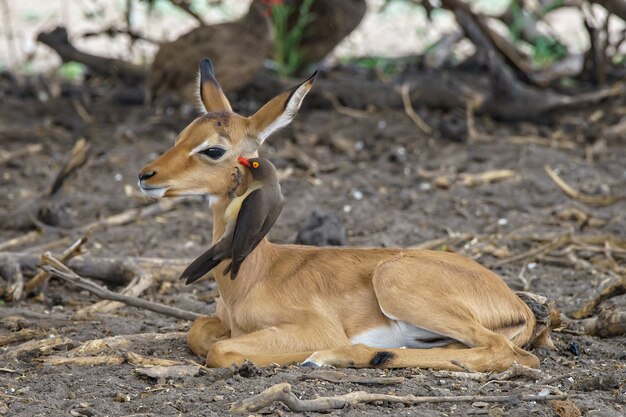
[{"x1": 228, "y1": 167, "x2": 243, "y2": 198}]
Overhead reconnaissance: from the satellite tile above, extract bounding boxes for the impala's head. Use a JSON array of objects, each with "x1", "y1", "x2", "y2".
[{"x1": 138, "y1": 58, "x2": 316, "y2": 198}]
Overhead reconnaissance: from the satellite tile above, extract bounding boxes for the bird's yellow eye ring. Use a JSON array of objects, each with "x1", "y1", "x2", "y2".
[{"x1": 252, "y1": 162, "x2": 259, "y2": 168}]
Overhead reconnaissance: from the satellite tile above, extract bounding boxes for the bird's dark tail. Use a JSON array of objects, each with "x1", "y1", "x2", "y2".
[
  {"x1": 229, "y1": 260, "x2": 242, "y2": 280},
  {"x1": 180, "y1": 246, "x2": 224, "y2": 285}
]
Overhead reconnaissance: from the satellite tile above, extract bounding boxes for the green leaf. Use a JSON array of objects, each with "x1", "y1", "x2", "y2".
[{"x1": 58, "y1": 62, "x2": 86, "y2": 81}]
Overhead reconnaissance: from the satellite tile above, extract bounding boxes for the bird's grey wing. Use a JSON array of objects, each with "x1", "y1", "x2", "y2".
[{"x1": 229, "y1": 188, "x2": 283, "y2": 278}]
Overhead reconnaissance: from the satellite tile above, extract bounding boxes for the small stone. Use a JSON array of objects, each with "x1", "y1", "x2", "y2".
[
  {"x1": 434, "y1": 176, "x2": 451, "y2": 189},
  {"x1": 472, "y1": 402, "x2": 489, "y2": 408},
  {"x1": 213, "y1": 395, "x2": 224, "y2": 401},
  {"x1": 488, "y1": 407, "x2": 504, "y2": 417},
  {"x1": 419, "y1": 182, "x2": 432, "y2": 191},
  {"x1": 157, "y1": 377, "x2": 166, "y2": 385},
  {"x1": 113, "y1": 392, "x2": 130, "y2": 403}
]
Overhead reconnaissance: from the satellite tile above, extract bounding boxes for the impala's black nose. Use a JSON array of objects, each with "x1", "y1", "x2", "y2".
[{"x1": 139, "y1": 171, "x2": 156, "y2": 181}]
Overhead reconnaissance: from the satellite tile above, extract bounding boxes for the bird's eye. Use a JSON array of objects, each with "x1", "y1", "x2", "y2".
[
  {"x1": 252, "y1": 161, "x2": 260, "y2": 168},
  {"x1": 200, "y1": 147, "x2": 226, "y2": 159}
]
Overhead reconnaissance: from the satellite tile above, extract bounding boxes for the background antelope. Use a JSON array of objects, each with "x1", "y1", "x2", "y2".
[{"x1": 138, "y1": 59, "x2": 544, "y2": 371}]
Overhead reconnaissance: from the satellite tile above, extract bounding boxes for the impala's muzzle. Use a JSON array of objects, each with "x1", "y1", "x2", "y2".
[{"x1": 138, "y1": 168, "x2": 168, "y2": 198}]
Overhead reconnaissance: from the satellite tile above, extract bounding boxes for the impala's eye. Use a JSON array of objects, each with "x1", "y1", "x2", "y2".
[{"x1": 201, "y1": 147, "x2": 226, "y2": 159}]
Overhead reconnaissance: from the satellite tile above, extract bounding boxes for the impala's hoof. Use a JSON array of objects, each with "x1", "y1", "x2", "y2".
[{"x1": 301, "y1": 352, "x2": 324, "y2": 368}]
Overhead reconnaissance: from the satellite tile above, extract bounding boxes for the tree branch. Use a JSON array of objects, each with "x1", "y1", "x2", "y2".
[
  {"x1": 230, "y1": 383, "x2": 567, "y2": 413},
  {"x1": 40, "y1": 253, "x2": 202, "y2": 321}
]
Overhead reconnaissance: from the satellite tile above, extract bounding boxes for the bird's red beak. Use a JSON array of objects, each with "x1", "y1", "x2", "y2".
[{"x1": 237, "y1": 156, "x2": 251, "y2": 168}]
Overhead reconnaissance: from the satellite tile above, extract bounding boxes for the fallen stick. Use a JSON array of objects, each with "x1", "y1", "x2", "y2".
[
  {"x1": 0, "y1": 144, "x2": 43, "y2": 166},
  {"x1": 571, "y1": 275, "x2": 626, "y2": 319},
  {"x1": 23, "y1": 237, "x2": 87, "y2": 295},
  {"x1": 297, "y1": 370, "x2": 405, "y2": 385},
  {"x1": 400, "y1": 83, "x2": 432, "y2": 134},
  {"x1": 545, "y1": 166, "x2": 626, "y2": 206},
  {"x1": 0, "y1": 336, "x2": 75, "y2": 360},
  {"x1": 582, "y1": 305, "x2": 626, "y2": 337},
  {"x1": 0, "y1": 329, "x2": 43, "y2": 347},
  {"x1": 0, "y1": 251, "x2": 192, "y2": 286},
  {"x1": 49, "y1": 138, "x2": 91, "y2": 197},
  {"x1": 491, "y1": 363, "x2": 545, "y2": 381},
  {"x1": 0, "y1": 231, "x2": 41, "y2": 252},
  {"x1": 432, "y1": 370, "x2": 487, "y2": 381},
  {"x1": 135, "y1": 364, "x2": 201, "y2": 379},
  {"x1": 69, "y1": 332, "x2": 186, "y2": 356},
  {"x1": 494, "y1": 234, "x2": 572, "y2": 267},
  {"x1": 229, "y1": 383, "x2": 567, "y2": 413},
  {"x1": 323, "y1": 92, "x2": 372, "y2": 118},
  {"x1": 39, "y1": 355, "x2": 126, "y2": 366},
  {"x1": 125, "y1": 351, "x2": 185, "y2": 367},
  {"x1": 409, "y1": 233, "x2": 474, "y2": 250},
  {"x1": 37, "y1": 27, "x2": 145, "y2": 84},
  {"x1": 459, "y1": 170, "x2": 516, "y2": 187},
  {"x1": 41, "y1": 253, "x2": 202, "y2": 321},
  {"x1": 75, "y1": 266, "x2": 154, "y2": 316},
  {"x1": 38, "y1": 351, "x2": 186, "y2": 367}
]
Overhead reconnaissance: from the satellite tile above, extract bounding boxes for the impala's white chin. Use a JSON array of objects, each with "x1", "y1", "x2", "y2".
[{"x1": 138, "y1": 182, "x2": 168, "y2": 199}]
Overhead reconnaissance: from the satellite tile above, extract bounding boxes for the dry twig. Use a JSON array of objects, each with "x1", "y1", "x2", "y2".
[
  {"x1": 39, "y1": 351, "x2": 186, "y2": 367},
  {"x1": 459, "y1": 170, "x2": 516, "y2": 187},
  {"x1": 0, "y1": 336, "x2": 75, "y2": 360},
  {"x1": 41, "y1": 253, "x2": 202, "y2": 321},
  {"x1": 582, "y1": 305, "x2": 626, "y2": 337},
  {"x1": 494, "y1": 234, "x2": 571, "y2": 267},
  {"x1": 400, "y1": 83, "x2": 432, "y2": 134},
  {"x1": 0, "y1": 144, "x2": 43, "y2": 166},
  {"x1": 571, "y1": 274, "x2": 626, "y2": 319},
  {"x1": 230, "y1": 383, "x2": 567, "y2": 413},
  {"x1": 0, "y1": 231, "x2": 41, "y2": 252},
  {"x1": 0, "y1": 329, "x2": 43, "y2": 347},
  {"x1": 323, "y1": 92, "x2": 373, "y2": 118},
  {"x1": 40, "y1": 355, "x2": 126, "y2": 366},
  {"x1": 23, "y1": 237, "x2": 87, "y2": 295},
  {"x1": 69, "y1": 332, "x2": 186, "y2": 356},
  {"x1": 545, "y1": 166, "x2": 626, "y2": 206},
  {"x1": 76, "y1": 266, "x2": 154, "y2": 316},
  {"x1": 297, "y1": 370, "x2": 405, "y2": 385}
]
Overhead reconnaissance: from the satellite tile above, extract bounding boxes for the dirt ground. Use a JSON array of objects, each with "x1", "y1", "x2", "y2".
[{"x1": 1, "y1": 72, "x2": 625, "y2": 416}]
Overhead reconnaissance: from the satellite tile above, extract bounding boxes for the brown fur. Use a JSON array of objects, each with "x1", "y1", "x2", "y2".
[{"x1": 139, "y1": 67, "x2": 540, "y2": 372}]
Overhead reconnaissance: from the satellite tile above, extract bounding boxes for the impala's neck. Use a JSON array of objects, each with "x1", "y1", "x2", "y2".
[
  {"x1": 210, "y1": 168, "x2": 254, "y2": 243},
  {"x1": 209, "y1": 167, "x2": 274, "y2": 303}
]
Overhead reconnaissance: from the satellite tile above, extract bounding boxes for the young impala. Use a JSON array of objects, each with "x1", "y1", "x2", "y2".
[{"x1": 138, "y1": 59, "x2": 546, "y2": 371}]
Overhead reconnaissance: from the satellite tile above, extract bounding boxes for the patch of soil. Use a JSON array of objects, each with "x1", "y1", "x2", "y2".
[{"x1": 1, "y1": 76, "x2": 625, "y2": 416}]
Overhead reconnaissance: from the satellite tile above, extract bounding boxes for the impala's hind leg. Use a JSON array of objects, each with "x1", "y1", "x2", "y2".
[
  {"x1": 304, "y1": 256, "x2": 539, "y2": 371},
  {"x1": 188, "y1": 316, "x2": 231, "y2": 357}
]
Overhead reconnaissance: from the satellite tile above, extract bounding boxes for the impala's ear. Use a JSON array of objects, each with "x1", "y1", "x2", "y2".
[
  {"x1": 198, "y1": 58, "x2": 232, "y2": 113},
  {"x1": 246, "y1": 71, "x2": 317, "y2": 151}
]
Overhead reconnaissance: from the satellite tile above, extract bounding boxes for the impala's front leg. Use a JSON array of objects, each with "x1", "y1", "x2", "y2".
[
  {"x1": 205, "y1": 325, "x2": 349, "y2": 368},
  {"x1": 188, "y1": 316, "x2": 231, "y2": 357}
]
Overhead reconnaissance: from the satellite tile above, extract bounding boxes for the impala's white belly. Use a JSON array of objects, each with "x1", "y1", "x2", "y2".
[{"x1": 351, "y1": 320, "x2": 454, "y2": 349}]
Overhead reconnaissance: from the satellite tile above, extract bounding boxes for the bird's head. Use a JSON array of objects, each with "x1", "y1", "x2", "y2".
[{"x1": 237, "y1": 157, "x2": 277, "y2": 182}]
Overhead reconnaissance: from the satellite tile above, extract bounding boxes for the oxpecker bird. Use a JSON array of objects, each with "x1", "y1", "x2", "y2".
[{"x1": 180, "y1": 157, "x2": 284, "y2": 284}]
